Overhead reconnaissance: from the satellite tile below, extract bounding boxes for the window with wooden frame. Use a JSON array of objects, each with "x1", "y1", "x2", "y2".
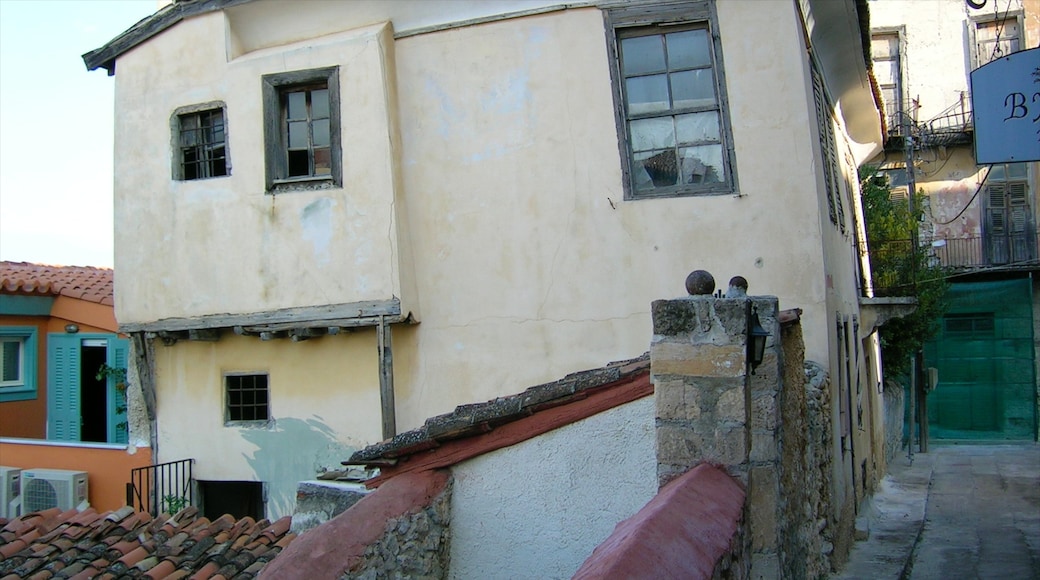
[
  {"x1": 262, "y1": 67, "x2": 341, "y2": 194},
  {"x1": 870, "y1": 30, "x2": 904, "y2": 134},
  {"x1": 0, "y1": 327, "x2": 37, "y2": 402},
  {"x1": 971, "y1": 15, "x2": 1022, "y2": 69},
  {"x1": 225, "y1": 373, "x2": 269, "y2": 424},
  {"x1": 606, "y1": 2, "x2": 737, "y2": 199},
  {"x1": 173, "y1": 103, "x2": 228, "y2": 181}
]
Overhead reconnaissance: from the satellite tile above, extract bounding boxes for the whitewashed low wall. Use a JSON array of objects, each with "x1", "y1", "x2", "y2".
[{"x1": 448, "y1": 396, "x2": 656, "y2": 580}]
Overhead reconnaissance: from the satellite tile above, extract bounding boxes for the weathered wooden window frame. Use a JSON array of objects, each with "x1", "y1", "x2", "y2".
[
  {"x1": 968, "y1": 11, "x2": 1023, "y2": 70},
  {"x1": 0, "y1": 327, "x2": 37, "y2": 402},
  {"x1": 262, "y1": 67, "x2": 342, "y2": 194},
  {"x1": 171, "y1": 101, "x2": 230, "y2": 181},
  {"x1": 604, "y1": 1, "x2": 739, "y2": 200},
  {"x1": 224, "y1": 372, "x2": 271, "y2": 426},
  {"x1": 810, "y1": 56, "x2": 846, "y2": 233},
  {"x1": 870, "y1": 27, "x2": 905, "y2": 135}
]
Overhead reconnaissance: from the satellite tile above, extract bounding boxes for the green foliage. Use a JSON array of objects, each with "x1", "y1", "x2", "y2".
[
  {"x1": 97, "y1": 364, "x2": 129, "y2": 435},
  {"x1": 162, "y1": 494, "x2": 189, "y2": 514},
  {"x1": 860, "y1": 167, "x2": 948, "y2": 376}
]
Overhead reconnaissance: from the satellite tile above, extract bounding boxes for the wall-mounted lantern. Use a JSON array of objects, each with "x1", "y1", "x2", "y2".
[
  {"x1": 64, "y1": 324, "x2": 80, "y2": 334},
  {"x1": 748, "y1": 306, "x2": 769, "y2": 374}
]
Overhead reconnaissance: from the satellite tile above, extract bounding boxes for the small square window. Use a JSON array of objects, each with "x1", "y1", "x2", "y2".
[
  {"x1": 0, "y1": 327, "x2": 37, "y2": 402},
  {"x1": 1, "y1": 338, "x2": 24, "y2": 387},
  {"x1": 607, "y1": 3, "x2": 737, "y2": 199},
  {"x1": 225, "y1": 374, "x2": 269, "y2": 423},
  {"x1": 263, "y1": 67, "x2": 341, "y2": 193},
  {"x1": 172, "y1": 103, "x2": 229, "y2": 181}
]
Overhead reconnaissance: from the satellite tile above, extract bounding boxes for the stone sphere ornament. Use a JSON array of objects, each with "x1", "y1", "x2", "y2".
[
  {"x1": 685, "y1": 270, "x2": 715, "y2": 296},
  {"x1": 726, "y1": 276, "x2": 748, "y2": 298}
]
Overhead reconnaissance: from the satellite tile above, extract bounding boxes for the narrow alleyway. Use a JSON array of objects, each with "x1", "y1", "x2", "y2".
[
  {"x1": 907, "y1": 444, "x2": 1040, "y2": 580},
  {"x1": 838, "y1": 442, "x2": 1040, "y2": 580}
]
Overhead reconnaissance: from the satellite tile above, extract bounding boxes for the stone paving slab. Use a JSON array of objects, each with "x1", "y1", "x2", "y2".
[
  {"x1": 836, "y1": 443, "x2": 1040, "y2": 580},
  {"x1": 906, "y1": 443, "x2": 1040, "y2": 580},
  {"x1": 835, "y1": 451, "x2": 933, "y2": 580}
]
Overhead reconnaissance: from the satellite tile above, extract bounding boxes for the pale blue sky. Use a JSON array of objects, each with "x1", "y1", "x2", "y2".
[{"x1": 0, "y1": 0, "x2": 157, "y2": 267}]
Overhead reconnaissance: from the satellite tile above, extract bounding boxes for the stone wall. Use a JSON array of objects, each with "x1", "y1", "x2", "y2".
[
  {"x1": 652, "y1": 293, "x2": 840, "y2": 579},
  {"x1": 801, "y1": 360, "x2": 836, "y2": 576},
  {"x1": 345, "y1": 480, "x2": 452, "y2": 580},
  {"x1": 651, "y1": 295, "x2": 784, "y2": 576}
]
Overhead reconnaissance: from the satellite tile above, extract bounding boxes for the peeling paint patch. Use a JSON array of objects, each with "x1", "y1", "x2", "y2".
[
  {"x1": 239, "y1": 416, "x2": 354, "y2": 519},
  {"x1": 301, "y1": 198, "x2": 335, "y2": 265}
]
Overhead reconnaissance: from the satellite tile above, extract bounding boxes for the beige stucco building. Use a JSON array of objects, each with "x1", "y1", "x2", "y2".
[{"x1": 86, "y1": 0, "x2": 889, "y2": 524}]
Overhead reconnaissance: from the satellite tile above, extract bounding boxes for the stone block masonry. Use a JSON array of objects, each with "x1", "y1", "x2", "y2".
[{"x1": 651, "y1": 296, "x2": 782, "y2": 565}]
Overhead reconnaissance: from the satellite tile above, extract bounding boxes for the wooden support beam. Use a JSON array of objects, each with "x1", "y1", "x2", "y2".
[
  {"x1": 188, "y1": 329, "x2": 220, "y2": 342},
  {"x1": 130, "y1": 333, "x2": 157, "y2": 423},
  {"x1": 157, "y1": 330, "x2": 187, "y2": 345},
  {"x1": 377, "y1": 315, "x2": 396, "y2": 440},
  {"x1": 290, "y1": 327, "x2": 328, "y2": 342}
]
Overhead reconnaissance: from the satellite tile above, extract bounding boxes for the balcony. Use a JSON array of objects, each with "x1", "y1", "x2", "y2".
[
  {"x1": 883, "y1": 95, "x2": 973, "y2": 151},
  {"x1": 929, "y1": 234, "x2": 1039, "y2": 270},
  {"x1": 863, "y1": 234, "x2": 1039, "y2": 294}
]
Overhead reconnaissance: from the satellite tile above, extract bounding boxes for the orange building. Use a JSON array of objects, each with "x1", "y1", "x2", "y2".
[{"x1": 1, "y1": 262, "x2": 151, "y2": 511}]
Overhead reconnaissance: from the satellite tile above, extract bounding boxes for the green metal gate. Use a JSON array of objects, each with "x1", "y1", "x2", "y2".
[{"x1": 923, "y1": 278, "x2": 1036, "y2": 440}]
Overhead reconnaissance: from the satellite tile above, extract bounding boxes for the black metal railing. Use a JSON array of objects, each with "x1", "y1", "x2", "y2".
[
  {"x1": 127, "y1": 458, "x2": 194, "y2": 516},
  {"x1": 863, "y1": 234, "x2": 1040, "y2": 293}
]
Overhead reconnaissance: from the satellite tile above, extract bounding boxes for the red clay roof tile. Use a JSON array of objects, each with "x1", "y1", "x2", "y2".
[
  {"x1": 0, "y1": 507, "x2": 295, "y2": 579},
  {"x1": 0, "y1": 261, "x2": 114, "y2": 306}
]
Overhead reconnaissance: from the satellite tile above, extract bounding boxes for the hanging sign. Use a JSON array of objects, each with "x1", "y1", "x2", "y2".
[{"x1": 970, "y1": 47, "x2": 1040, "y2": 163}]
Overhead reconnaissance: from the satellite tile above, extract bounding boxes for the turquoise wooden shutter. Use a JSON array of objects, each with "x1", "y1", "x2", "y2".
[
  {"x1": 47, "y1": 334, "x2": 81, "y2": 441},
  {"x1": 108, "y1": 338, "x2": 130, "y2": 444}
]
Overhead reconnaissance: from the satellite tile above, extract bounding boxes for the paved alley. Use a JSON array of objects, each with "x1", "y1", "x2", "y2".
[
  {"x1": 839, "y1": 442, "x2": 1040, "y2": 580},
  {"x1": 907, "y1": 444, "x2": 1040, "y2": 580}
]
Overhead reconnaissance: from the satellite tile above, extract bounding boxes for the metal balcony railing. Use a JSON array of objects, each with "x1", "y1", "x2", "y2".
[
  {"x1": 127, "y1": 458, "x2": 194, "y2": 516},
  {"x1": 929, "y1": 233, "x2": 1039, "y2": 269},
  {"x1": 863, "y1": 234, "x2": 1040, "y2": 294}
]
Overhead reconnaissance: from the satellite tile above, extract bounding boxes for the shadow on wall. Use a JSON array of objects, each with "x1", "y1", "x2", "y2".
[{"x1": 240, "y1": 416, "x2": 355, "y2": 517}]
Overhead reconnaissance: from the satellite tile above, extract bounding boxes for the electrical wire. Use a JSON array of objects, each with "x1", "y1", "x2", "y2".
[{"x1": 932, "y1": 166, "x2": 993, "y2": 225}]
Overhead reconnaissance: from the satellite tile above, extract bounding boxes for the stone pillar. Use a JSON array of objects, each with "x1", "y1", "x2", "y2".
[{"x1": 651, "y1": 287, "x2": 782, "y2": 579}]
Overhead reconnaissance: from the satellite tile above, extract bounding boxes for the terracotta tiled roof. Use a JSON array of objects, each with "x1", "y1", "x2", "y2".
[
  {"x1": 346, "y1": 354, "x2": 652, "y2": 487},
  {"x1": 0, "y1": 506, "x2": 294, "y2": 579},
  {"x1": 0, "y1": 262, "x2": 114, "y2": 306}
]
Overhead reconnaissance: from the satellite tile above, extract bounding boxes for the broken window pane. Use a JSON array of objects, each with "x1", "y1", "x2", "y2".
[
  {"x1": 676, "y1": 111, "x2": 720, "y2": 145},
  {"x1": 630, "y1": 117, "x2": 676, "y2": 152},
  {"x1": 634, "y1": 149, "x2": 679, "y2": 189},
  {"x1": 288, "y1": 150, "x2": 309, "y2": 177},
  {"x1": 680, "y1": 144, "x2": 724, "y2": 184}
]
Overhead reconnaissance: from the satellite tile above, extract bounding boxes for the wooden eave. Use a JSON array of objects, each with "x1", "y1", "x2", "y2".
[
  {"x1": 81, "y1": 0, "x2": 252, "y2": 74},
  {"x1": 122, "y1": 297, "x2": 408, "y2": 344}
]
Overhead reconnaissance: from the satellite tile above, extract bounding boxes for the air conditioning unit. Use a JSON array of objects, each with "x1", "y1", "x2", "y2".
[
  {"x1": 0, "y1": 467, "x2": 21, "y2": 519},
  {"x1": 20, "y1": 469, "x2": 89, "y2": 513}
]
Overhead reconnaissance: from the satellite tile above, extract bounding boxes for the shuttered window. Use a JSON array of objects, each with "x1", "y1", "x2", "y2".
[
  {"x1": 811, "y1": 61, "x2": 845, "y2": 233},
  {"x1": 983, "y1": 163, "x2": 1034, "y2": 265}
]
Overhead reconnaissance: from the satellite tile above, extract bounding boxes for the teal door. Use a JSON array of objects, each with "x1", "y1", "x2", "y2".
[
  {"x1": 923, "y1": 279, "x2": 1036, "y2": 440},
  {"x1": 47, "y1": 334, "x2": 129, "y2": 443}
]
